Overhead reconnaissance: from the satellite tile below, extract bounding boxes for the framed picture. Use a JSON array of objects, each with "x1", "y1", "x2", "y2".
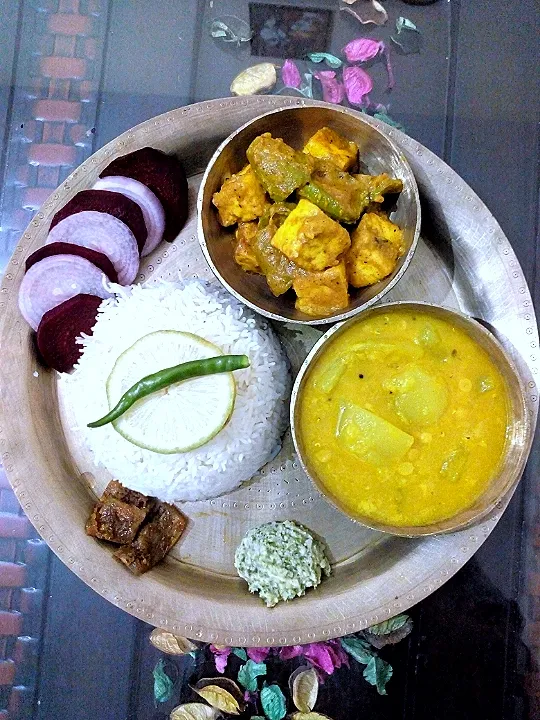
[{"x1": 249, "y1": 3, "x2": 333, "y2": 59}]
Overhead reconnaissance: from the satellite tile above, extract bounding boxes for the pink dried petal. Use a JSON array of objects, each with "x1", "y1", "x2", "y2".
[
  {"x1": 209, "y1": 645, "x2": 231, "y2": 673},
  {"x1": 343, "y1": 66, "x2": 373, "y2": 105},
  {"x1": 281, "y1": 59, "x2": 302, "y2": 89},
  {"x1": 247, "y1": 646, "x2": 271, "y2": 663},
  {"x1": 343, "y1": 38, "x2": 382, "y2": 63},
  {"x1": 279, "y1": 644, "x2": 304, "y2": 661},
  {"x1": 314, "y1": 70, "x2": 345, "y2": 104},
  {"x1": 326, "y1": 639, "x2": 349, "y2": 669},
  {"x1": 304, "y1": 643, "x2": 336, "y2": 675}
]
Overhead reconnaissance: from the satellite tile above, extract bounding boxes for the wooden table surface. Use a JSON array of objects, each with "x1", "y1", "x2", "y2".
[{"x1": 0, "y1": 1, "x2": 538, "y2": 718}]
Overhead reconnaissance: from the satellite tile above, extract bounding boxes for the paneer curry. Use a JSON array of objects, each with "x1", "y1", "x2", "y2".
[
  {"x1": 211, "y1": 126, "x2": 405, "y2": 317},
  {"x1": 298, "y1": 310, "x2": 510, "y2": 527}
]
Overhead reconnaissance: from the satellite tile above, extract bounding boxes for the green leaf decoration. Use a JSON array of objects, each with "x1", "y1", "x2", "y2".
[
  {"x1": 396, "y1": 16, "x2": 419, "y2": 33},
  {"x1": 306, "y1": 53, "x2": 342, "y2": 69},
  {"x1": 363, "y1": 656, "x2": 393, "y2": 696},
  {"x1": 153, "y1": 659, "x2": 174, "y2": 704},
  {"x1": 340, "y1": 636, "x2": 375, "y2": 665},
  {"x1": 232, "y1": 647, "x2": 248, "y2": 661},
  {"x1": 261, "y1": 683, "x2": 287, "y2": 720},
  {"x1": 238, "y1": 659, "x2": 267, "y2": 691},
  {"x1": 367, "y1": 614, "x2": 410, "y2": 635},
  {"x1": 373, "y1": 113, "x2": 405, "y2": 131}
]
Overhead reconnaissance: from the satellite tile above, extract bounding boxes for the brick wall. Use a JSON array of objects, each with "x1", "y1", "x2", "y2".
[
  {"x1": 0, "y1": 0, "x2": 111, "y2": 267},
  {"x1": 0, "y1": 0, "x2": 111, "y2": 716}
]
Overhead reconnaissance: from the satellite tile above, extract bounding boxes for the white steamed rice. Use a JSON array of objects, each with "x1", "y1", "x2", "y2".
[{"x1": 59, "y1": 279, "x2": 291, "y2": 502}]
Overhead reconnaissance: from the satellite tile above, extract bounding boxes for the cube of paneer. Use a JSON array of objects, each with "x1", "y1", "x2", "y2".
[
  {"x1": 303, "y1": 127, "x2": 358, "y2": 171},
  {"x1": 345, "y1": 212, "x2": 404, "y2": 288},
  {"x1": 293, "y1": 261, "x2": 349, "y2": 317},
  {"x1": 212, "y1": 165, "x2": 268, "y2": 226},
  {"x1": 353, "y1": 173, "x2": 403, "y2": 204},
  {"x1": 271, "y1": 199, "x2": 351, "y2": 272},
  {"x1": 234, "y1": 222, "x2": 261, "y2": 273}
]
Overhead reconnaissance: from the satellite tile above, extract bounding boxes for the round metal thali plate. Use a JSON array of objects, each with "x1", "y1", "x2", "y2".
[{"x1": 0, "y1": 97, "x2": 537, "y2": 645}]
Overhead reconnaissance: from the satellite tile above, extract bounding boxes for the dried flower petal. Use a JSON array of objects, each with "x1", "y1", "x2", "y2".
[
  {"x1": 171, "y1": 704, "x2": 220, "y2": 720},
  {"x1": 343, "y1": 66, "x2": 373, "y2": 105},
  {"x1": 153, "y1": 659, "x2": 175, "y2": 703},
  {"x1": 290, "y1": 666, "x2": 319, "y2": 713},
  {"x1": 391, "y1": 16, "x2": 422, "y2": 55},
  {"x1": 194, "y1": 685, "x2": 240, "y2": 714},
  {"x1": 281, "y1": 59, "x2": 302, "y2": 89},
  {"x1": 150, "y1": 629, "x2": 198, "y2": 656},
  {"x1": 340, "y1": 1, "x2": 388, "y2": 27},
  {"x1": 306, "y1": 53, "x2": 342, "y2": 69},
  {"x1": 363, "y1": 614, "x2": 413, "y2": 648},
  {"x1": 210, "y1": 16, "x2": 252, "y2": 46},
  {"x1": 260, "y1": 684, "x2": 287, "y2": 720},
  {"x1": 343, "y1": 38, "x2": 382, "y2": 63},
  {"x1": 247, "y1": 647, "x2": 271, "y2": 663},
  {"x1": 230, "y1": 63, "x2": 277, "y2": 96},
  {"x1": 314, "y1": 71, "x2": 345, "y2": 104},
  {"x1": 373, "y1": 112, "x2": 405, "y2": 131},
  {"x1": 209, "y1": 645, "x2": 231, "y2": 673}
]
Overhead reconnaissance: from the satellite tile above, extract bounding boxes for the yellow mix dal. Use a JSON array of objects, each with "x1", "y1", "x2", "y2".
[{"x1": 298, "y1": 310, "x2": 510, "y2": 526}]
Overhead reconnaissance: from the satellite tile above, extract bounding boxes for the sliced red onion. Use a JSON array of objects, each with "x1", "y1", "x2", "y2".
[
  {"x1": 46, "y1": 210, "x2": 139, "y2": 285},
  {"x1": 92, "y1": 176, "x2": 165, "y2": 256},
  {"x1": 18, "y1": 254, "x2": 113, "y2": 331}
]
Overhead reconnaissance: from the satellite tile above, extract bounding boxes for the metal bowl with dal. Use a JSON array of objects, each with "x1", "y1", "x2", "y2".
[
  {"x1": 197, "y1": 105, "x2": 421, "y2": 325},
  {"x1": 290, "y1": 301, "x2": 532, "y2": 536}
]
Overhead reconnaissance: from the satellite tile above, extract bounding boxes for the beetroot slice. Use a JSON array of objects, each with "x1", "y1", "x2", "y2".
[
  {"x1": 37, "y1": 294, "x2": 102, "y2": 372},
  {"x1": 50, "y1": 189, "x2": 147, "y2": 253},
  {"x1": 25, "y1": 242, "x2": 118, "y2": 283},
  {"x1": 100, "y1": 147, "x2": 188, "y2": 242}
]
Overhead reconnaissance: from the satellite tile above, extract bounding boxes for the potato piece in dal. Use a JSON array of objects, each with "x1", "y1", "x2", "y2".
[
  {"x1": 345, "y1": 212, "x2": 404, "y2": 288},
  {"x1": 271, "y1": 198, "x2": 351, "y2": 272},
  {"x1": 293, "y1": 261, "x2": 349, "y2": 316},
  {"x1": 247, "y1": 133, "x2": 313, "y2": 202},
  {"x1": 303, "y1": 126, "x2": 358, "y2": 171},
  {"x1": 212, "y1": 165, "x2": 268, "y2": 227},
  {"x1": 234, "y1": 221, "x2": 261, "y2": 273}
]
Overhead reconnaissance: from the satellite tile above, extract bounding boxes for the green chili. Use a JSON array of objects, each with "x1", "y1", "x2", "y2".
[{"x1": 88, "y1": 354, "x2": 250, "y2": 428}]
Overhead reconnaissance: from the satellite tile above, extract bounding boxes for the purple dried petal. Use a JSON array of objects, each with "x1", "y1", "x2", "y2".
[
  {"x1": 343, "y1": 38, "x2": 382, "y2": 63},
  {"x1": 281, "y1": 59, "x2": 302, "y2": 89},
  {"x1": 247, "y1": 647, "x2": 271, "y2": 663},
  {"x1": 279, "y1": 644, "x2": 304, "y2": 661},
  {"x1": 304, "y1": 643, "x2": 336, "y2": 675},
  {"x1": 314, "y1": 70, "x2": 345, "y2": 104},
  {"x1": 343, "y1": 66, "x2": 373, "y2": 105},
  {"x1": 209, "y1": 645, "x2": 231, "y2": 673},
  {"x1": 326, "y1": 639, "x2": 349, "y2": 669}
]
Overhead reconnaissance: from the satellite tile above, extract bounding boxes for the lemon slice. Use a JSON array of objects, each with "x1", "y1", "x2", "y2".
[{"x1": 106, "y1": 330, "x2": 236, "y2": 454}]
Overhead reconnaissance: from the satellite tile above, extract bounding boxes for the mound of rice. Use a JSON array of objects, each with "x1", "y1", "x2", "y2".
[{"x1": 60, "y1": 279, "x2": 291, "y2": 502}]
